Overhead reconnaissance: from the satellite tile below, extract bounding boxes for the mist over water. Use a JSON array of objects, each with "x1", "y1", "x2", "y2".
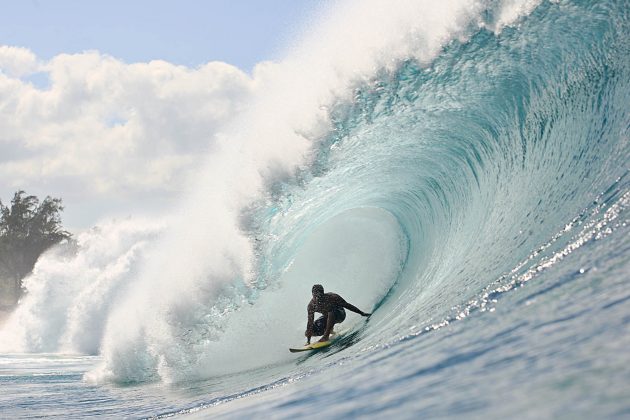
[{"x1": 1, "y1": 0, "x2": 629, "y2": 417}]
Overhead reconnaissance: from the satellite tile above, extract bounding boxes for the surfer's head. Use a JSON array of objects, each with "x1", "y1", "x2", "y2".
[{"x1": 312, "y1": 284, "x2": 324, "y2": 298}]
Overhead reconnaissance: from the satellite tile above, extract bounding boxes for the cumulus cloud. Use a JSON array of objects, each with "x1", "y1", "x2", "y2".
[
  {"x1": 0, "y1": 47, "x2": 258, "y2": 228},
  {"x1": 0, "y1": 46, "x2": 39, "y2": 77}
]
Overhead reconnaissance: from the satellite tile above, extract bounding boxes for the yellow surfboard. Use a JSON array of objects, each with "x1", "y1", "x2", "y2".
[
  {"x1": 289, "y1": 340, "x2": 332, "y2": 353},
  {"x1": 290, "y1": 331, "x2": 341, "y2": 353}
]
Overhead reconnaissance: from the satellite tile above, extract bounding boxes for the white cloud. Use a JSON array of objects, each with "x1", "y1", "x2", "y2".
[
  {"x1": 0, "y1": 47, "x2": 257, "y2": 228},
  {"x1": 0, "y1": 45, "x2": 39, "y2": 77}
]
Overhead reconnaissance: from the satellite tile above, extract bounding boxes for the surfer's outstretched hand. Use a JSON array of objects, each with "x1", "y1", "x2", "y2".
[{"x1": 362, "y1": 312, "x2": 372, "y2": 317}]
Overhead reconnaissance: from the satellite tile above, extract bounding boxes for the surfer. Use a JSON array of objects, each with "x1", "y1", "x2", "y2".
[{"x1": 305, "y1": 284, "x2": 371, "y2": 344}]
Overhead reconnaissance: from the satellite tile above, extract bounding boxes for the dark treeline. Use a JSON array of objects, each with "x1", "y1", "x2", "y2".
[{"x1": 0, "y1": 191, "x2": 72, "y2": 308}]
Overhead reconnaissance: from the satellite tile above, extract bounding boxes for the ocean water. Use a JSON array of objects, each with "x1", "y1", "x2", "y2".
[{"x1": 1, "y1": 0, "x2": 629, "y2": 418}]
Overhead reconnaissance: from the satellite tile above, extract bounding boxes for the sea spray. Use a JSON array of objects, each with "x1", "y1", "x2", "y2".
[{"x1": 0, "y1": 218, "x2": 164, "y2": 354}]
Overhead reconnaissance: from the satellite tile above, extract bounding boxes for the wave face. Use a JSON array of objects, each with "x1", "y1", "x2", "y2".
[{"x1": 1, "y1": 1, "x2": 629, "y2": 411}]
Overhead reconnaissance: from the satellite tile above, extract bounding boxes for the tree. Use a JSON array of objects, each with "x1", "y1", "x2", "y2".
[{"x1": 0, "y1": 191, "x2": 72, "y2": 306}]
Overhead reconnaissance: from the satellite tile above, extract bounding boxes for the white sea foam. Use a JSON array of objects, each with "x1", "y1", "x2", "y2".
[{"x1": 0, "y1": 218, "x2": 164, "y2": 354}]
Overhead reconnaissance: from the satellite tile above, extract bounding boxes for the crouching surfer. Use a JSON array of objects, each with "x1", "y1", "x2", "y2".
[{"x1": 305, "y1": 284, "x2": 371, "y2": 344}]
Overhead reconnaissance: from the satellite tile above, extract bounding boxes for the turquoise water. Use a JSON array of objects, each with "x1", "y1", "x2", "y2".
[{"x1": 1, "y1": 0, "x2": 629, "y2": 418}]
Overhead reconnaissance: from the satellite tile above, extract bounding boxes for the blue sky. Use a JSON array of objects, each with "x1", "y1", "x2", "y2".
[{"x1": 0, "y1": 0, "x2": 327, "y2": 71}]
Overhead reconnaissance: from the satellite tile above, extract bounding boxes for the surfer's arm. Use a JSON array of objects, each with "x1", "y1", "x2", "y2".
[
  {"x1": 332, "y1": 294, "x2": 370, "y2": 316},
  {"x1": 342, "y1": 301, "x2": 371, "y2": 317},
  {"x1": 305, "y1": 303, "x2": 315, "y2": 344}
]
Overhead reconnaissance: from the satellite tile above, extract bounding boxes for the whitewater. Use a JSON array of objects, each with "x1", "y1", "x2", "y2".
[{"x1": 1, "y1": 0, "x2": 629, "y2": 418}]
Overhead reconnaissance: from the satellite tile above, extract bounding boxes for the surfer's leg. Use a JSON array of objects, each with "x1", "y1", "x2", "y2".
[
  {"x1": 313, "y1": 315, "x2": 327, "y2": 336},
  {"x1": 328, "y1": 309, "x2": 346, "y2": 335},
  {"x1": 334, "y1": 308, "x2": 346, "y2": 324}
]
